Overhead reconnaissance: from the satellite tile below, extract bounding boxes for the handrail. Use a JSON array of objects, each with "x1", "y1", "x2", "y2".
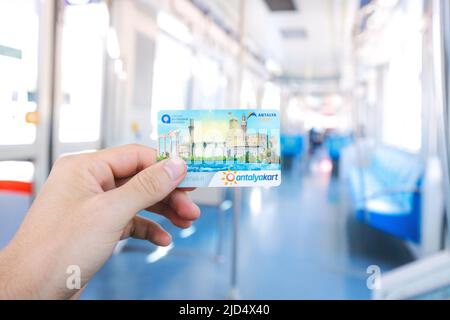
[
  {"x1": 0, "y1": 180, "x2": 33, "y2": 195},
  {"x1": 363, "y1": 187, "x2": 421, "y2": 202},
  {"x1": 375, "y1": 251, "x2": 450, "y2": 300}
]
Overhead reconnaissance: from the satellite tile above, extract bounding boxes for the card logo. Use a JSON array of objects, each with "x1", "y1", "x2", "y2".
[
  {"x1": 161, "y1": 114, "x2": 171, "y2": 124},
  {"x1": 257, "y1": 112, "x2": 277, "y2": 117},
  {"x1": 219, "y1": 169, "x2": 280, "y2": 187},
  {"x1": 246, "y1": 111, "x2": 277, "y2": 122},
  {"x1": 247, "y1": 112, "x2": 257, "y2": 120},
  {"x1": 221, "y1": 168, "x2": 238, "y2": 186}
]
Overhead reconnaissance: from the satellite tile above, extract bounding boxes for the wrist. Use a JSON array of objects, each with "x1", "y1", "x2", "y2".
[
  {"x1": 0, "y1": 246, "x2": 22, "y2": 299},
  {"x1": 0, "y1": 243, "x2": 42, "y2": 299},
  {"x1": 0, "y1": 238, "x2": 84, "y2": 300},
  {"x1": 0, "y1": 250, "x2": 10, "y2": 299}
]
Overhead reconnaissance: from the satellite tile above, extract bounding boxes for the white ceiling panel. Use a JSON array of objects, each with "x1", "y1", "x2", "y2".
[{"x1": 139, "y1": 0, "x2": 358, "y2": 80}]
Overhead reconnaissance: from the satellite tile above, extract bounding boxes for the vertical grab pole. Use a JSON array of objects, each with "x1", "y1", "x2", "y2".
[
  {"x1": 34, "y1": 0, "x2": 57, "y2": 194},
  {"x1": 229, "y1": 188, "x2": 241, "y2": 299},
  {"x1": 215, "y1": 201, "x2": 225, "y2": 262},
  {"x1": 432, "y1": 0, "x2": 450, "y2": 246},
  {"x1": 216, "y1": 198, "x2": 231, "y2": 263},
  {"x1": 228, "y1": 0, "x2": 246, "y2": 300}
]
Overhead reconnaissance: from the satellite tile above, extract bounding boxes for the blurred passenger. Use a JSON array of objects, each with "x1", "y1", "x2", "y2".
[{"x1": 308, "y1": 128, "x2": 323, "y2": 155}]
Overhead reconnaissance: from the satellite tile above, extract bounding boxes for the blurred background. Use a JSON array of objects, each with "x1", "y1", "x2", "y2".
[{"x1": 1, "y1": 0, "x2": 450, "y2": 299}]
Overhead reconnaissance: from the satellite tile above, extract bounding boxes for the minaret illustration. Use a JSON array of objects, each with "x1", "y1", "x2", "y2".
[
  {"x1": 241, "y1": 113, "x2": 249, "y2": 163},
  {"x1": 188, "y1": 118, "x2": 194, "y2": 163}
]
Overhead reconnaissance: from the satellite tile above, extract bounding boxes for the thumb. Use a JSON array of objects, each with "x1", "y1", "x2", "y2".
[{"x1": 106, "y1": 157, "x2": 187, "y2": 216}]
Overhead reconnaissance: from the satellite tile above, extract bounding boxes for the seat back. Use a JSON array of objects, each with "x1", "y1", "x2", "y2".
[
  {"x1": 370, "y1": 145, "x2": 424, "y2": 190},
  {"x1": 370, "y1": 146, "x2": 424, "y2": 209},
  {"x1": 325, "y1": 134, "x2": 352, "y2": 160},
  {"x1": 281, "y1": 134, "x2": 304, "y2": 157}
]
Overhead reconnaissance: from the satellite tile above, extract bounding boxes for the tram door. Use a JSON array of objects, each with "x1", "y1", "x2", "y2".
[
  {"x1": 107, "y1": 0, "x2": 158, "y2": 147},
  {"x1": 51, "y1": 1, "x2": 109, "y2": 160},
  {"x1": 0, "y1": 0, "x2": 53, "y2": 248}
]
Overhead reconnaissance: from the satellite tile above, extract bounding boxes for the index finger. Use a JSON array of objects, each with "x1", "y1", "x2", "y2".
[{"x1": 95, "y1": 144, "x2": 157, "y2": 179}]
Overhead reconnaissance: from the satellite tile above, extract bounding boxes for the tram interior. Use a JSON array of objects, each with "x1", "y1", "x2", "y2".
[{"x1": 1, "y1": 0, "x2": 450, "y2": 299}]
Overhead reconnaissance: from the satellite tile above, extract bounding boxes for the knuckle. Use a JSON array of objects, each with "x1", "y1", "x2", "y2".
[
  {"x1": 143, "y1": 224, "x2": 154, "y2": 242},
  {"x1": 53, "y1": 154, "x2": 94, "y2": 174},
  {"x1": 54, "y1": 155, "x2": 69, "y2": 166},
  {"x1": 127, "y1": 143, "x2": 156, "y2": 154},
  {"x1": 54, "y1": 154, "x2": 76, "y2": 169},
  {"x1": 128, "y1": 143, "x2": 142, "y2": 149}
]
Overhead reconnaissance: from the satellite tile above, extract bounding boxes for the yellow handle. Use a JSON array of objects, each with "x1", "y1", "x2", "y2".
[{"x1": 25, "y1": 111, "x2": 40, "y2": 126}]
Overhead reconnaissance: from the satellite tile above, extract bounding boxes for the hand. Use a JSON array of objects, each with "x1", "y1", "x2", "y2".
[{"x1": 0, "y1": 144, "x2": 200, "y2": 299}]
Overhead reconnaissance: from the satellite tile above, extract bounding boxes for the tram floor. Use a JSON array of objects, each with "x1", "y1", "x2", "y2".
[{"x1": 82, "y1": 154, "x2": 414, "y2": 300}]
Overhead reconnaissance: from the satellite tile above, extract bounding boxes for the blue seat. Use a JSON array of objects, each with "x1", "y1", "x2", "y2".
[
  {"x1": 281, "y1": 135, "x2": 304, "y2": 158},
  {"x1": 347, "y1": 145, "x2": 423, "y2": 243},
  {"x1": 325, "y1": 134, "x2": 352, "y2": 161}
]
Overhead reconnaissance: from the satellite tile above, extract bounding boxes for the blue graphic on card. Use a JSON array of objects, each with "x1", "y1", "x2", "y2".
[{"x1": 157, "y1": 109, "x2": 281, "y2": 187}]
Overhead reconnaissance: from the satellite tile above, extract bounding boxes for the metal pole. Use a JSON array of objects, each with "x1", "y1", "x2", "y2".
[
  {"x1": 34, "y1": 0, "x2": 58, "y2": 194},
  {"x1": 229, "y1": 188, "x2": 241, "y2": 299},
  {"x1": 432, "y1": 0, "x2": 450, "y2": 247},
  {"x1": 215, "y1": 205, "x2": 225, "y2": 262},
  {"x1": 228, "y1": 0, "x2": 246, "y2": 300},
  {"x1": 216, "y1": 199, "x2": 232, "y2": 262}
]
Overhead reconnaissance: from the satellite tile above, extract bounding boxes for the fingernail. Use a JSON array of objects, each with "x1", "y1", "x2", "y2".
[{"x1": 164, "y1": 156, "x2": 186, "y2": 181}]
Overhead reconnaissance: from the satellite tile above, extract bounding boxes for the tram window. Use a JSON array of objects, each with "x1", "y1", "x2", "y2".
[
  {"x1": 58, "y1": 2, "x2": 108, "y2": 143},
  {"x1": 380, "y1": 3, "x2": 423, "y2": 152},
  {"x1": 261, "y1": 82, "x2": 281, "y2": 110},
  {"x1": 132, "y1": 32, "x2": 155, "y2": 109},
  {"x1": 0, "y1": 161, "x2": 34, "y2": 184},
  {"x1": 0, "y1": 1, "x2": 39, "y2": 145},
  {"x1": 382, "y1": 53, "x2": 422, "y2": 152},
  {"x1": 150, "y1": 33, "x2": 193, "y2": 140},
  {"x1": 191, "y1": 54, "x2": 227, "y2": 108},
  {"x1": 283, "y1": 97, "x2": 306, "y2": 134},
  {"x1": 240, "y1": 75, "x2": 258, "y2": 108}
]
